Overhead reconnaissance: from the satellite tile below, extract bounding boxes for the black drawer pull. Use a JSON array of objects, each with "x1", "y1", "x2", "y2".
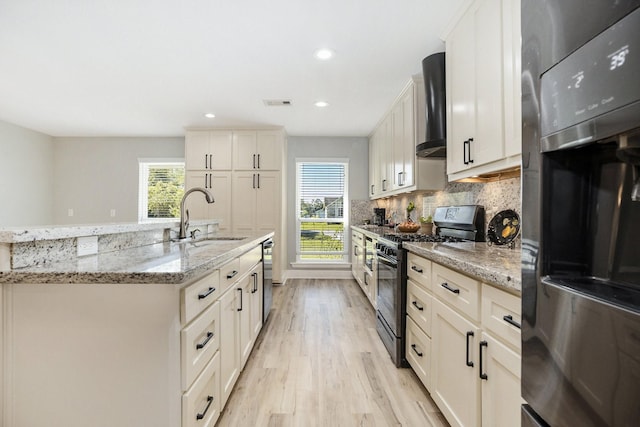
[
  {"x1": 411, "y1": 344, "x2": 423, "y2": 357},
  {"x1": 196, "y1": 395, "x2": 214, "y2": 420},
  {"x1": 441, "y1": 282, "x2": 460, "y2": 294},
  {"x1": 237, "y1": 287, "x2": 243, "y2": 311},
  {"x1": 412, "y1": 300, "x2": 424, "y2": 311},
  {"x1": 227, "y1": 270, "x2": 238, "y2": 279},
  {"x1": 503, "y1": 314, "x2": 521, "y2": 329},
  {"x1": 479, "y1": 340, "x2": 488, "y2": 380},
  {"x1": 466, "y1": 331, "x2": 474, "y2": 367},
  {"x1": 195, "y1": 331, "x2": 214, "y2": 350},
  {"x1": 411, "y1": 265, "x2": 423, "y2": 273},
  {"x1": 197, "y1": 287, "x2": 216, "y2": 300}
]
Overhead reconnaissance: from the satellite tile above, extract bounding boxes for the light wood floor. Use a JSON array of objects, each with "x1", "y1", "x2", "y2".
[{"x1": 217, "y1": 278, "x2": 449, "y2": 427}]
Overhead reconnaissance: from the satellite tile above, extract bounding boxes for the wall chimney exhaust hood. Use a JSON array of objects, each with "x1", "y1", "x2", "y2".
[{"x1": 416, "y1": 52, "x2": 446, "y2": 158}]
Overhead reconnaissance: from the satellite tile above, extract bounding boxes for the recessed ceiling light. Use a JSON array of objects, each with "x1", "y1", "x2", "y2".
[
  {"x1": 204, "y1": 113, "x2": 215, "y2": 118},
  {"x1": 314, "y1": 48, "x2": 334, "y2": 60},
  {"x1": 315, "y1": 101, "x2": 329, "y2": 108}
]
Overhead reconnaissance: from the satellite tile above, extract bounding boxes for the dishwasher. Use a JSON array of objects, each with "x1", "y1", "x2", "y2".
[{"x1": 262, "y1": 238, "x2": 274, "y2": 323}]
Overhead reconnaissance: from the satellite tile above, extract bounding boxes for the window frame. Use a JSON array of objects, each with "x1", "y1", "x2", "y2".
[
  {"x1": 295, "y1": 159, "x2": 349, "y2": 263},
  {"x1": 138, "y1": 158, "x2": 185, "y2": 222}
]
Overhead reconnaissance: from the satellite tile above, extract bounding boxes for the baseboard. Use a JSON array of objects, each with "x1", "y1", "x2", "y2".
[{"x1": 279, "y1": 268, "x2": 353, "y2": 283}]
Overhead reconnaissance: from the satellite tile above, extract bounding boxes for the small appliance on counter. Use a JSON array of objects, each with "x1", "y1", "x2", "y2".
[{"x1": 373, "y1": 208, "x2": 386, "y2": 226}]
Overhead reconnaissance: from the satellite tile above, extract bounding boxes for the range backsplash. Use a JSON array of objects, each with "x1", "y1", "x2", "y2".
[{"x1": 351, "y1": 177, "x2": 521, "y2": 234}]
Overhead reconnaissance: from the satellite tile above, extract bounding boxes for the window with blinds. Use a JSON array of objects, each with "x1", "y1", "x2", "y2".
[
  {"x1": 138, "y1": 160, "x2": 185, "y2": 221},
  {"x1": 296, "y1": 161, "x2": 348, "y2": 262}
]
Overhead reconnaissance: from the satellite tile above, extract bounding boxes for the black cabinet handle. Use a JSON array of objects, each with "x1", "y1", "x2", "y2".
[
  {"x1": 251, "y1": 272, "x2": 258, "y2": 293},
  {"x1": 364, "y1": 274, "x2": 368, "y2": 286},
  {"x1": 411, "y1": 344, "x2": 423, "y2": 357},
  {"x1": 466, "y1": 331, "x2": 474, "y2": 367},
  {"x1": 479, "y1": 340, "x2": 488, "y2": 380},
  {"x1": 503, "y1": 314, "x2": 521, "y2": 329},
  {"x1": 463, "y1": 138, "x2": 475, "y2": 165},
  {"x1": 237, "y1": 287, "x2": 243, "y2": 311},
  {"x1": 197, "y1": 287, "x2": 216, "y2": 300},
  {"x1": 196, "y1": 395, "x2": 214, "y2": 420},
  {"x1": 257, "y1": 154, "x2": 261, "y2": 168},
  {"x1": 195, "y1": 331, "x2": 214, "y2": 350},
  {"x1": 208, "y1": 173, "x2": 212, "y2": 189},
  {"x1": 252, "y1": 173, "x2": 256, "y2": 189},
  {"x1": 468, "y1": 138, "x2": 474, "y2": 163},
  {"x1": 412, "y1": 300, "x2": 424, "y2": 311},
  {"x1": 382, "y1": 179, "x2": 387, "y2": 191},
  {"x1": 257, "y1": 173, "x2": 260, "y2": 189},
  {"x1": 371, "y1": 184, "x2": 375, "y2": 195},
  {"x1": 253, "y1": 154, "x2": 256, "y2": 169},
  {"x1": 411, "y1": 265, "x2": 423, "y2": 273},
  {"x1": 441, "y1": 282, "x2": 460, "y2": 294},
  {"x1": 227, "y1": 270, "x2": 238, "y2": 279}
]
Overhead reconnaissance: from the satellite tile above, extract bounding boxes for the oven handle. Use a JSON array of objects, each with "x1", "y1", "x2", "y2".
[{"x1": 376, "y1": 252, "x2": 397, "y2": 267}]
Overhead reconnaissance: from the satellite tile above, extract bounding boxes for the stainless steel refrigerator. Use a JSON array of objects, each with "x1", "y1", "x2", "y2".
[{"x1": 521, "y1": 1, "x2": 640, "y2": 425}]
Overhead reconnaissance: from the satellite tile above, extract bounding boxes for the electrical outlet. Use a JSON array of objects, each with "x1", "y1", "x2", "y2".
[
  {"x1": 110, "y1": 209, "x2": 116, "y2": 217},
  {"x1": 77, "y1": 236, "x2": 98, "y2": 257},
  {"x1": 68, "y1": 208, "x2": 74, "y2": 217}
]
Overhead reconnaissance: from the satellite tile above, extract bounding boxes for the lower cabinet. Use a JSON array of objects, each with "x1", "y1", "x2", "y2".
[
  {"x1": 431, "y1": 299, "x2": 481, "y2": 427},
  {"x1": 219, "y1": 283, "x2": 242, "y2": 409},
  {"x1": 182, "y1": 352, "x2": 221, "y2": 427},
  {"x1": 405, "y1": 253, "x2": 522, "y2": 427}
]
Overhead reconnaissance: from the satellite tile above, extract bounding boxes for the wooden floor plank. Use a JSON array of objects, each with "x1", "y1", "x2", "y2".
[{"x1": 217, "y1": 278, "x2": 449, "y2": 427}]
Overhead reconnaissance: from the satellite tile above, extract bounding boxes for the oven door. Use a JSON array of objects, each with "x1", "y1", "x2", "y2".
[{"x1": 377, "y1": 251, "x2": 398, "y2": 334}]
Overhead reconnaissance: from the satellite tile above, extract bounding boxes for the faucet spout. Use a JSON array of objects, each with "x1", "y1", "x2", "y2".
[{"x1": 179, "y1": 187, "x2": 215, "y2": 239}]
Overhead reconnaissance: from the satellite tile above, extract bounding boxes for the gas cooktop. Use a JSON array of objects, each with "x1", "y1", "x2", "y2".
[{"x1": 380, "y1": 233, "x2": 465, "y2": 244}]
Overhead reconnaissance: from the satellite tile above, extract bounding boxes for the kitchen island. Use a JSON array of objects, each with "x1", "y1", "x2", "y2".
[{"x1": 1, "y1": 221, "x2": 273, "y2": 427}]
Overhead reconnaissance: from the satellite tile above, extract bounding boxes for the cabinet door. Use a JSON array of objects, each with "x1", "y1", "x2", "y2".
[
  {"x1": 239, "y1": 274, "x2": 254, "y2": 369},
  {"x1": 480, "y1": 332, "x2": 522, "y2": 427},
  {"x1": 231, "y1": 172, "x2": 257, "y2": 233},
  {"x1": 208, "y1": 172, "x2": 232, "y2": 231},
  {"x1": 255, "y1": 131, "x2": 281, "y2": 170},
  {"x1": 379, "y1": 116, "x2": 392, "y2": 193},
  {"x1": 472, "y1": 0, "x2": 504, "y2": 167},
  {"x1": 401, "y1": 89, "x2": 415, "y2": 188},
  {"x1": 185, "y1": 171, "x2": 213, "y2": 219},
  {"x1": 233, "y1": 131, "x2": 258, "y2": 170},
  {"x1": 446, "y1": 9, "x2": 475, "y2": 175},
  {"x1": 219, "y1": 286, "x2": 241, "y2": 408},
  {"x1": 502, "y1": 0, "x2": 522, "y2": 158},
  {"x1": 406, "y1": 316, "x2": 432, "y2": 391},
  {"x1": 254, "y1": 172, "x2": 280, "y2": 232},
  {"x1": 392, "y1": 101, "x2": 404, "y2": 190},
  {"x1": 431, "y1": 299, "x2": 481, "y2": 427},
  {"x1": 250, "y1": 266, "x2": 263, "y2": 340},
  {"x1": 186, "y1": 131, "x2": 212, "y2": 170},
  {"x1": 209, "y1": 131, "x2": 233, "y2": 170},
  {"x1": 368, "y1": 135, "x2": 378, "y2": 198}
]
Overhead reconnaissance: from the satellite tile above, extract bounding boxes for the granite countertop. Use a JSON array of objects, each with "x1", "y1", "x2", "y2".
[
  {"x1": 0, "y1": 231, "x2": 273, "y2": 286},
  {"x1": 352, "y1": 225, "x2": 521, "y2": 293}
]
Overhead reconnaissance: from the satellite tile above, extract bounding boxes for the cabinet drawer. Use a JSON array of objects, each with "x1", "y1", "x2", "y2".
[
  {"x1": 181, "y1": 270, "x2": 220, "y2": 324},
  {"x1": 182, "y1": 301, "x2": 220, "y2": 391},
  {"x1": 407, "y1": 278, "x2": 432, "y2": 336},
  {"x1": 352, "y1": 231, "x2": 364, "y2": 246},
  {"x1": 182, "y1": 351, "x2": 220, "y2": 427},
  {"x1": 220, "y1": 258, "x2": 241, "y2": 293},
  {"x1": 481, "y1": 284, "x2": 521, "y2": 352},
  {"x1": 407, "y1": 252, "x2": 432, "y2": 290},
  {"x1": 432, "y1": 263, "x2": 480, "y2": 322},
  {"x1": 240, "y1": 245, "x2": 262, "y2": 273},
  {"x1": 406, "y1": 316, "x2": 432, "y2": 391}
]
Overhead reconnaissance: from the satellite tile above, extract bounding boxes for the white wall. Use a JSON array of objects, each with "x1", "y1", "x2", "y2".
[
  {"x1": 0, "y1": 120, "x2": 55, "y2": 226},
  {"x1": 286, "y1": 136, "x2": 369, "y2": 268},
  {"x1": 53, "y1": 137, "x2": 184, "y2": 224}
]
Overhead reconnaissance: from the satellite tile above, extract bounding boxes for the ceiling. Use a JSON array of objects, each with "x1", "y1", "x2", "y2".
[{"x1": 0, "y1": 0, "x2": 464, "y2": 138}]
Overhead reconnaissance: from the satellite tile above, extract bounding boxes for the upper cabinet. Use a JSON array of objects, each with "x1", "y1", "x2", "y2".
[
  {"x1": 185, "y1": 130, "x2": 233, "y2": 170},
  {"x1": 444, "y1": 0, "x2": 521, "y2": 181},
  {"x1": 369, "y1": 77, "x2": 446, "y2": 199},
  {"x1": 233, "y1": 130, "x2": 282, "y2": 171}
]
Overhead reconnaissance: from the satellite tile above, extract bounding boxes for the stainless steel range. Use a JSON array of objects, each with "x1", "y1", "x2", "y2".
[{"x1": 375, "y1": 205, "x2": 485, "y2": 367}]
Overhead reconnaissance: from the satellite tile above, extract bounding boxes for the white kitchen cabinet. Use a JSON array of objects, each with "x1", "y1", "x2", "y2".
[
  {"x1": 185, "y1": 171, "x2": 232, "y2": 231},
  {"x1": 445, "y1": 0, "x2": 521, "y2": 181},
  {"x1": 351, "y1": 229, "x2": 365, "y2": 288},
  {"x1": 369, "y1": 77, "x2": 445, "y2": 199},
  {"x1": 219, "y1": 282, "x2": 241, "y2": 408},
  {"x1": 182, "y1": 352, "x2": 221, "y2": 427},
  {"x1": 233, "y1": 130, "x2": 282, "y2": 171},
  {"x1": 431, "y1": 298, "x2": 481, "y2": 427},
  {"x1": 239, "y1": 264, "x2": 263, "y2": 370},
  {"x1": 185, "y1": 130, "x2": 233, "y2": 171},
  {"x1": 232, "y1": 171, "x2": 280, "y2": 234},
  {"x1": 480, "y1": 331, "x2": 522, "y2": 427}
]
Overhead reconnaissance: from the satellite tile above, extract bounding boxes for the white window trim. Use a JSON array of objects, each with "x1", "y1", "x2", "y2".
[
  {"x1": 295, "y1": 158, "x2": 349, "y2": 263},
  {"x1": 138, "y1": 158, "x2": 185, "y2": 222}
]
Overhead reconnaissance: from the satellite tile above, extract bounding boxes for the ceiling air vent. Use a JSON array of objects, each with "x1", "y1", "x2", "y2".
[{"x1": 263, "y1": 99, "x2": 292, "y2": 107}]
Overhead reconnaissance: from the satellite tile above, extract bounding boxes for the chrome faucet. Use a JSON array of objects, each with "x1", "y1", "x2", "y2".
[{"x1": 179, "y1": 187, "x2": 215, "y2": 239}]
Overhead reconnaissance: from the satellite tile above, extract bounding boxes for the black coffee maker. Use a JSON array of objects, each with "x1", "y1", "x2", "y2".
[{"x1": 373, "y1": 208, "x2": 386, "y2": 226}]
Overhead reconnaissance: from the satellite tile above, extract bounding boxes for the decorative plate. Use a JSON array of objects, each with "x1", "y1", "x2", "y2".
[{"x1": 487, "y1": 209, "x2": 520, "y2": 245}]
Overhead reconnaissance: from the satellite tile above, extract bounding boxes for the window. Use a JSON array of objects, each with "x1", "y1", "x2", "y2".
[
  {"x1": 138, "y1": 159, "x2": 185, "y2": 221},
  {"x1": 296, "y1": 161, "x2": 348, "y2": 262}
]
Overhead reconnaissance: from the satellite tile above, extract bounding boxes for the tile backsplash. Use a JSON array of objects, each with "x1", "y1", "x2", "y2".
[{"x1": 351, "y1": 177, "x2": 521, "y2": 234}]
